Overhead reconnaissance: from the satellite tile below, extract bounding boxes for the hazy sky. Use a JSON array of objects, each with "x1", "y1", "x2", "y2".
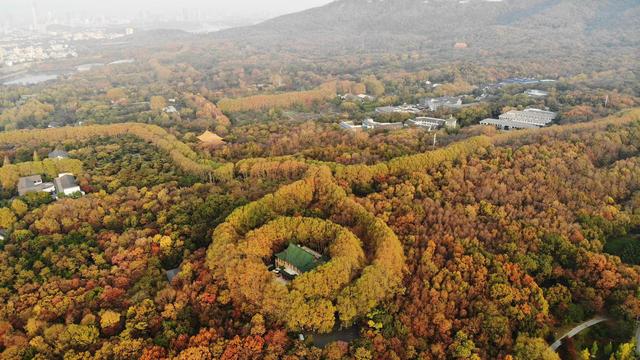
[{"x1": 1, "y1": 0, "x2": 335, "y2": 22}]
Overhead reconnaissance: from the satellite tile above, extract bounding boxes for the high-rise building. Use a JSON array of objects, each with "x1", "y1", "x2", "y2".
[{"x1": 31, "y1": 2, "x2": 39, "y2": 32}]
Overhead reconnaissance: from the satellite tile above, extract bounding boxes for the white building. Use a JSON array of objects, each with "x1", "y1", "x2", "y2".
[
  {"x1": 480, "y1": 118, "x2": 542, "y2": 130},
  {"x1": 163, "y1": 106, "x2": 178, "y2": 113},
  {"x1": 422, "y1": 97, "x2": 463, "y2": 111},
  {"x1": 481, "y1": 108, "x2": 557, "y2": 130},
  {"x1": 362, "y1": 118, "x2": 404, "y2": 131},
  {"x1": 54, "y1": 173, "x2": 83, "y2": 196},
  {"x1": 48, "y1": 149, "x2": 69, "y2": 159},
  {"x1": 17, "y1": 175, "x2": 55, "y2": 196},
  {"x1": 499, "y1": 108, "x2": 556, "y2": 126},
  {"x1": 525, "y1": 89, "x2": 549, "y2": 97},
  {"x1": 339, "y1": 121, "x2": 362, "y2": 131},
  {"x1": 375, "y1": 104, "x2": 421, "y2": 114},
  {"x1": 406, "y1": 117, "x2": 458, "y2": 131},
  {"x1": 341, "y1": 94, "x2": 375, "y2": 102}
]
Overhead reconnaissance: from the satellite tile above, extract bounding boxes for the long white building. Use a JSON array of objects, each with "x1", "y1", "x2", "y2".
[
  {"x1": 481, "y1": 108, "x2": 556, "y2": 130},
  {"x1": 406, "y1": 117, "x2": 458, "y2": 131},
  {"x1": 499, "y1": 108, "x2": 556, "y2": 126}
]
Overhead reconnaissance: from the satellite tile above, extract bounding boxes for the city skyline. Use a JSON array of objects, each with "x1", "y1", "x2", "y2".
[{"x1": 0, "y1": 0, "x2": 335, "y2": 28}]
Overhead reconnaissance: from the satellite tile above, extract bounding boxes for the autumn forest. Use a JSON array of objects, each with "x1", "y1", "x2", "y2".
[{"x1": 1, "y1": 1, "x2": 640, "y2": 359}]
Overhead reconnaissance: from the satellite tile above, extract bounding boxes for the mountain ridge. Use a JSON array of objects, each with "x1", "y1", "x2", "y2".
[{"x1": 211, "y1": 0, "x2": 640, "y2": 58}]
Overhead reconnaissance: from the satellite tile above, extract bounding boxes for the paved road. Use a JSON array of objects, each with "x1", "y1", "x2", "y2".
[
  {"x1": 550, "y1": 316, "x2": 609, "y2": 351},
  {"x1": 635, "y1": 321, "x2": 640, "y2": 356}
]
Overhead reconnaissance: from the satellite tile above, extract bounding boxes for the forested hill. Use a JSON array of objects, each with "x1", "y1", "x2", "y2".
[{"x1": 213, "y1": 0, "x2": 640, "y2": 57}]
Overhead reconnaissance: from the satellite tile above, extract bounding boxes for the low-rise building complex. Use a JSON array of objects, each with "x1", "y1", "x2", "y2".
[
  {"x1": 17, "y1": 175, "x2": 55, "y2": 196},
  {"x1": 421, "y1": 96, "x2": 463, "y2": 111},
  {"x1": 17, "y1": 173, "x2": 83, "y2": 197},
  {"x1": 339, "y1": 121, "x2": 362, "y2": 131},
  {"x1": 375, "y1": 104, "x2": 421, "y2": 114},
  {"x1": 341, "y1": 116, "x2": 457, "y2": 132},
  {"x1": 362, "y1": 118, "x2": 404, "y2": 131},
  {"x1": 481, "y1": 108, "x2": 557, "y2": 130},
  {"x1": 406, "y1": 117, "x2": 458, "y2": 131}
]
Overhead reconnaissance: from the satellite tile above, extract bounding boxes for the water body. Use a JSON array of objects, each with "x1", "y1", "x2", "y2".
[
  {"x1": 2, "y1": 73, "x2": 59, "y2": 86},
  {"x1": 3, "y1": 58, "x2": 136, "y2": 86},
  {"x1": 76, "y1": 63, "x2": 105, "y2": 72},
  {"x1": 303, "y1": 326, "x2": 361, "y2": 348}
]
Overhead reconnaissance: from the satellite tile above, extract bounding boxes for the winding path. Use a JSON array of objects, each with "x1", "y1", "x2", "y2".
[
  {"x1": 549, "y1": 316, "x2": 610, "y2": 351},
  {"x1": 635, "y1": 321, "x2": 640, "y2": 356}
]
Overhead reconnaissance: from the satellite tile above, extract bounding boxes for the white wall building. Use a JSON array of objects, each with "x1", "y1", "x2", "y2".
[{"x1": 54, "y1": 173, "x2": 83, "y2": 196}]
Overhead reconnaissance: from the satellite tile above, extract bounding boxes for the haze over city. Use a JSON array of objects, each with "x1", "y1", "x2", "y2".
[{"x1": 1, "y1": 0, "x2": 334, "y2": 29}]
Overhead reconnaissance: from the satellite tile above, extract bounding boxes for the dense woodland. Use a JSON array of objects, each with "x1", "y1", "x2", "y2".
[
  {"x1": 0, "y1": 107, "x2": 639, "y2": 359},
  {"x1": 0, "y1": 7, "x2": 639, "y2": 357}
]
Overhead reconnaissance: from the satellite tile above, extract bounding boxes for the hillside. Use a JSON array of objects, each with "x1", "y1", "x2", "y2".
[{"x1": 214, "y1": 0, "x2": 640, "y2": 57}]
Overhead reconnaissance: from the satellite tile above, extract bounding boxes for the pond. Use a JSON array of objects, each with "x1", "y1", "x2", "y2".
[
  {"x1": 76, "y1": 63, "x2": 105, "y2": 72},
  {"x1": 2, "y1": 73, "x2": 59, "y2": 86},
  {"x1": 2, "y1": 59, "x2": 136, "y2": 87},
  {"x1": 303, "y1": 325, "x2": 361, "y2": 348}
]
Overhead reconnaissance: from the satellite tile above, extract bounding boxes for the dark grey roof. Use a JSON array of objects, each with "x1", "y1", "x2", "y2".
[
  {"x1": 18, "y1": 175, "x2": 43, "y2": 193},
  {"x1": 17, "y1": 175, "x2": 56, "y2": 196},
  {"x1": 54, "y1": 174, "x2": 78, "y2": 192},
  {"x1": 166, "y1": 268, "x2": 180, "y2": 282},
  {"x1": 48, "y1": 150, "x2": 69, "y2": 159},
  {"x1": 0, "y1": 229, "x2": 7, "y2": 238},
  {"x1": 18, "y1": 175, "x2": 42, "y2": 186}
]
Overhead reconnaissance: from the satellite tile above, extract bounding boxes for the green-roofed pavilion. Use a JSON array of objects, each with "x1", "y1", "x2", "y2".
[{"x1": 275, "y1": 243, "x2": 325, "y2": 275}]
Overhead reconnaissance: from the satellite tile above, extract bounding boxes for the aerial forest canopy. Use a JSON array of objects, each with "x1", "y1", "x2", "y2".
[
  {"x1": 0, "y1": 0, "x2": 639, "y2": 357},
  {"x1": 0, "y1": 108, "x2": 639, "y2": 359},
  {"x1": 206, "y1": 167, "x2": 404, "y2": 333}
]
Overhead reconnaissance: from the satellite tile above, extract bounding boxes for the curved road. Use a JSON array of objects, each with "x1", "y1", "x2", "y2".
[
  {"x1": 549, "y1": 316, "x2": 610, "y2": 351},
  {"x1": 635, "y1": 321, "x2": 640, "y2": 356}
]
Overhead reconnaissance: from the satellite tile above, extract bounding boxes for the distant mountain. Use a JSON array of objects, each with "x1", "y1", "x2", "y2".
[{"x1": 213, "y1": 0, "x2": 640, "y2": 58}]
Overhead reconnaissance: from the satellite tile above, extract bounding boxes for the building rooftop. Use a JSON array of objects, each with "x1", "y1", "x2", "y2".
[
  {"x1": 163, "y1": 105, "x2": 178, "y2": 113},
  {"x1": 499, "y1": 108, "x2": 557, "y2": 126},
  {"x1": 340, "y1": 121, "x2": 362, "y2": 130},
  {"x1": 522, "y1": 108, "x2": 556, "y2": 116},
  {"x1": 166, "y1": 268, "x2": 180, "y2": 282},
  {"x1": 363, "y1": 118, "x2": 404, "y2": 130},
  {"x1": 54, "y1": 174, "x2": 79, "y2": 192},
  {"x1": 17, "y1": 175, "x2": 54, "y2": 196},
  {"x1": 480, "y1": 118, "x2": 542, "y2": 130},
  {"x1": 18, "y1": 175, "x2": 42, "y2": 184},
  {"x1": 525, "y1": 89, "x2": 549, "y2": 97},
  {"x1": 18, "y1": 175, "x2": 43, "y2": 192},
  {"x1": 275, "y1": 243, "x2": 325, "y2": 273},
  {"x1": 197, "y1": 131, "x2": 225, "y2": 145},
  {"x1": 48, "y1": 149, "x2": 69, "y2": 159}
]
